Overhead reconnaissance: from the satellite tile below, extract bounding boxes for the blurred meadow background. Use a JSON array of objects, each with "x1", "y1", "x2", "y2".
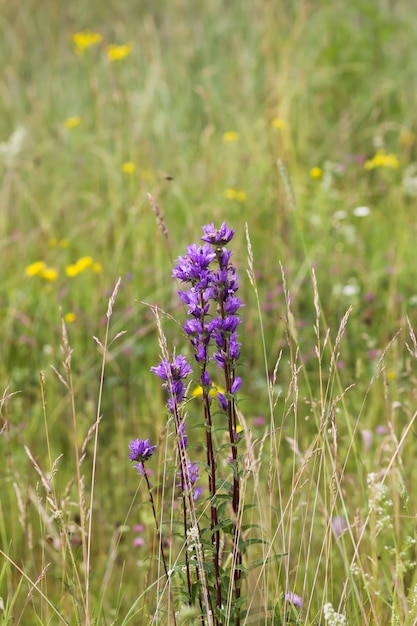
[{"x1": 2, "y1": 0, "x2": 417, "y2": 623}]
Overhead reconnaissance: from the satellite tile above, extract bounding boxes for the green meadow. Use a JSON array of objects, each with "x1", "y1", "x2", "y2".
[{"x1": 2, "y1": 0, "x2": 417, "y2": 624}]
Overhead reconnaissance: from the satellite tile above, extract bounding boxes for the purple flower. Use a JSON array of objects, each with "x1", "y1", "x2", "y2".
[
  {"x1": 173, "y1": 244, "x2": 216, "y2": 282},
  {"x1": 134, "y1": 462, "x2": 145, "y2": 476},
  {"x1": 150, "y1": 354, "x2": 192, "y2": 382},
  {"x1": 200, "y1": 371, "x2": 212, "y2": 387},
  {"x1": 183, "y1": 318, "x2": 204, "y2": 336},
  {"x1": 231, "y1": 377, "x2": 242, "y2": 393},
  {"x1": 128, "y1": 438, "x2": 156, "y2": 463},
  {"x1": 133, "y1": 524, "x2": 145, "y2": 533},
  {"x1": 221, "y1": 315, "x2": 240, "y2": 333},
  {"x1": 224, "y1": 296, "x2": 243, "y2": 315},
  {"x1": 229, "y1": 334, "x2": 241, "y2": 360},
  {"x1": 184, "y1": 461, "x2": 199, "y2": 485},
  {"x1": 331, "y1": 516, "x2": 348, "y2": 537},
  {"x1": 284, "y1": 592, "x2": 303, "y2": 609},
  {"x1": 133, "y1": 523, "x2": 146, "y2": 547},
  {"x1": 201, "y1": 222, "x2": 235, "y2": 245},
  {"x1": 133, "y1": 536, "x2": 145, "y2": 547},
  {"x1": 218, "y1": 392, "x2": 228, "y2": 411},
  {"x1": 177, "y1": 461, "x2": 201, "y2": 500},
  {"x1": 151, "y1": 355, "x2": 192, "y2": 414}
]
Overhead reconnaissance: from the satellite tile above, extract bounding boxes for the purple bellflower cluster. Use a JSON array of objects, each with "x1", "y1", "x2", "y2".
[
  {"x1": 150, "y1": 354, "x2": 201, "y2": 499},
  {"x1": 172, "y1": 222, "x2": 243, "y2": 403},
  {"x1": 150, "y1": 354, "x2": 192, "y2": 413},
  {"x1": 177, "y1": 460, "x2": 202, "y2": 502},
  {"x1": 128, "y1": 438, "x2": 156, "y2": 475},
  {"x1": 173, "y1": 221, "x2": 244, "y2": 620},
  {"x1": 129, "y1": 222, "x2": 243, "y2": 624}
]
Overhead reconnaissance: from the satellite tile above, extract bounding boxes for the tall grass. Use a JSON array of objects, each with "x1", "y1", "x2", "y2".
[{"x1": 1, "y1": 0, "x2": 417, "y2": 623}]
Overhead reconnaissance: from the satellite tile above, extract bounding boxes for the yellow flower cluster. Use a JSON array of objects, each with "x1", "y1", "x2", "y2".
[
  {"x1": 272, "y1": 117, "x2": 285, "y2": 130},
  {"x1": 71, "y1": 31, "x2": 132, "y2": 63},
  {"x1": 49, "y1": 238, "x2": 69, "y2": 248},
  {"x1": 364, "y1": 149, "x2": 399, "y2": 170},
  {"x1": 106, "y1": 43, "x2": 132, "y2": 61},
  {"x1": 25, "y1": 261, "x2": 58, "y2": 281},
  {"x1": 72, "y1": 31, "x2": 102, "y2": 55},
  {"x1": 192, "y1": 384, "x2": 225, "y2": 398},
  {"x1": 64, "y1": 117, "x2": 82, "y2": 129},
  {"x1": 222, "y1": 131, "x2": 240, "y2": 143},
  {"x1": 310, "y1": 167, "x2": 323, "y2": 179},
  {"x1": 121, "y1": 164, "x2": 154, "y2": 179},
  {"x1": 224, "y1": 188, "x2": 247, "y2": 202},
  {"x1": 66, "y1": 256, "x2": 101, "y2": 277},
  {"x1": 121, "y1": 161, "x2": 136, "y2": 174},
  {"x1": 64, "y1": 312, "x2": 77, "y2": 324}
]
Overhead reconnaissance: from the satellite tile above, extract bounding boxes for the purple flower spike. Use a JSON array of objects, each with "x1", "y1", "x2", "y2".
[
  {"x1": 201, "y1": 222, "x2": 235, "y2": 245},
  {"x1": 177, "y1": 461, "x2": 201, "y2": 500},
  {"x1": 129, "y1": 438, "x2": 156, "y2": 463}
]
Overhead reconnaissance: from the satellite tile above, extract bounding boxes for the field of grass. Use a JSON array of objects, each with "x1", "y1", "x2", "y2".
[{"x1": 2, "y1": 0, "x2": 417, "y2": 624}]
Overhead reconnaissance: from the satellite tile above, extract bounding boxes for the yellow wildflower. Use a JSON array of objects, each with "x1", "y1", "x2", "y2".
[
  {"x1": 225, "y1": 188, "x2": 237, "y2": 200},
  {"x1": 66, "y1": 256, "x2": 95, "y2": 277},
  {"x1": 64, "y1": 312, "x2": 76, "y2": 323},
  {"x1": 66, "y1": 264, "x2": 79, "y2": 277},
  {"x1": 364, "y1": 149, "x2": 399, "y2": 170},
  {"x1": 272, "y1": 117, "x2": 285, "y2": 130},
  {"x1": 387, "y1": 371, "x2": 397, "y2": 381},
  {"x1": 92, "y1": 262, "x2": 102, "y2": 273},
  {"x1": 222, "y1": 131, "x2": 240, "y2": 142},
  {"x1": 76, "y1": 256, "x2": 93, "y2": 272},
  {"x1": 64, "y1": 116, "x2": 81, "y2": 129},
  {"x1": 192, "y1": 384, "x2": 225, "y2": 398},
  {"x1": 49, "y1": 237, "x2": 69, "y2": 248},
  {"x1": 72, "y1": 31, "x2": 102, "y2": 55},
  {"x1": 106, "y1": 43, "x2": 132, "y2": 61},
  {"x1": 310, "y1": 167, "x2": 323, "y2": 179},
  {"x1": 122, "y1": 161, "x2": 136, "y2": 174},
  {"x1": 224, "y1": 188, "x2": 246, "y2": 202},
  {"x1": 25, "y1": 261, "x2": 46, "y2": 277},
  {"x1": 40, "y1": 267, "x2": 58, "y2": 281}
]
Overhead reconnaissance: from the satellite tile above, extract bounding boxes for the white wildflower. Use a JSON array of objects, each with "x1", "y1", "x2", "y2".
[
  {"x1": 353, "y1": 205, "x2": 371, "y2": 217},
  {"x1": 323, "y1": 602, "x2": 346, "y2": 626}
]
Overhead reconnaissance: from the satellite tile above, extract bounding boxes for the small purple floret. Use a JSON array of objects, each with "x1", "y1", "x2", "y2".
[
  {"x1": 201, "y1": 222, "x2": 235, "y2": 245},
  {"x1": 284, "y1": 592, "x2": 303, "y2": 609},
  {"x1": 231, "y1": 377, "x2": 242, "y2": 393}
]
